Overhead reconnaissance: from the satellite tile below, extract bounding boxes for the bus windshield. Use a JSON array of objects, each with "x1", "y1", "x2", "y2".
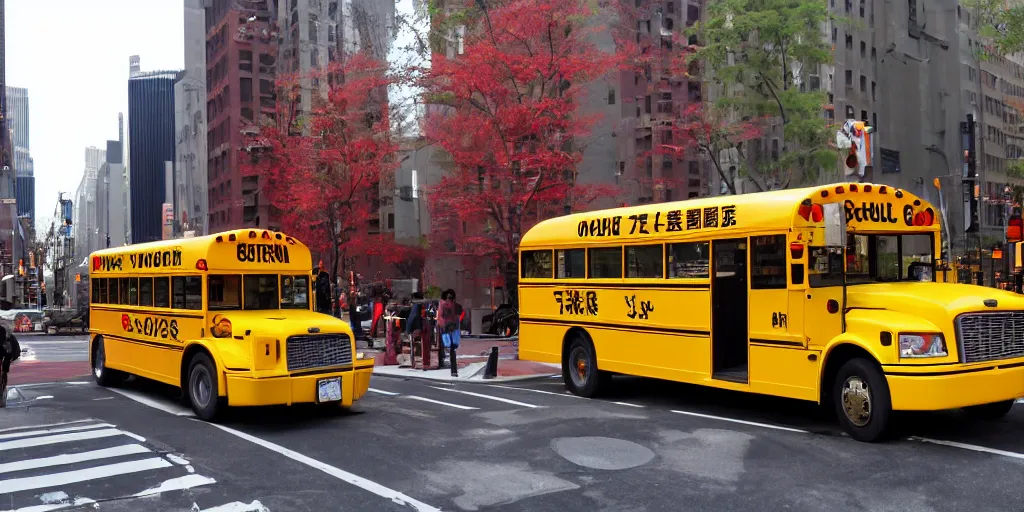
[
  {"x1": 809, "y1": 233, "x2": 935, "y2": 287},
  {"x1": 208, "y1": 274, "x2": 310, "y2": 311}
]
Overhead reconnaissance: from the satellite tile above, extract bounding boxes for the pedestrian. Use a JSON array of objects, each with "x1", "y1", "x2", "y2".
[
  {"x1": 0, "y1": 325, "x2": 21, "y2": 408},
  {"x1": 437, "y1": 289, "x2": 461, "y2": 377}
]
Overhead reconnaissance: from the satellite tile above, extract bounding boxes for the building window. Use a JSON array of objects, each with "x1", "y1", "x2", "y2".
[
  {"x1": 871, "y1": 81, "x2": 876, "y2": 100},
  {"x1": 845, "y1": 34, "x2": 853, "y2": 50},
  {"x1": 608, "y1": 87, "x2": 616, "y2": 105},
  {"x1": 387, "y1": 213, "x2": 394, "y2": 230},
  {"x1": 860, "y1": 74, "x2": 866, "y2": 92},
  {"x1": 845, "y1": 70, "x2": 853, "y2": 88},
  {"x1": 860, "y1": 41, "x2": 866, "y2": 57},
  {"x1": 240, "y1": 77, "x2": 252, "y2": 102}
]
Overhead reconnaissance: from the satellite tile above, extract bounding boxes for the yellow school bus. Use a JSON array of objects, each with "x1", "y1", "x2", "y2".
[
  {"x1": 518, "y1": 182, "x2": 1024, "y2": 442},
  {"x1": 87, "y1": 229, "x2": 374, "y2": 420}
]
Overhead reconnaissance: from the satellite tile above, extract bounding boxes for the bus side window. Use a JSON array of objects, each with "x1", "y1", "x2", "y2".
[
  {"x1": 154, "y1": 277, "x2": 171, "y2": 308},
  {"x1": 173, "y1": 276, "x2": 204, "y2": 310},
  {"x1": 92, "y1": 278, "x2": 102, "y2": 304},
  {"x1": 139, "y1": 278, "x2": 154, "y2": 307},
  {"x1": 667, "y1": 242, "x2": 709, "y2": 278},
  {"x1": 556, "y1": 249, "x2": 585, "y2": 278},
  {"x1": 521, "y1": 250, "x2": 553, "y2": 279},
  {"x1": 109, "y1": 278, "x2": 120, "y2": 305}
]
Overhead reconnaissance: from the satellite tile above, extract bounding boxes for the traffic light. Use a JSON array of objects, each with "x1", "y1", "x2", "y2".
[
  {"x1": 75, "y1": 273, "x2": 81, "y2": 282},
  {"x1": 1008, "y1": 207, "x2": 1023, "y2": 243},
  {"x1": 18, "y1": 259, "x2": 24, "y2": 276}
]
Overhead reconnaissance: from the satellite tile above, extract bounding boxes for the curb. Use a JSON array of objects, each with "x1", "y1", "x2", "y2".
[{"x1": 371, "y1": 363, "x2": 559, "y2": 383}]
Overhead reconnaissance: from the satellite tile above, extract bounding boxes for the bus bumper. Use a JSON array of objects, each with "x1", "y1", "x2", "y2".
[
  {"x1": 225, "y1": 362, "x2": 374, "y2": 407},
  {"x1": 885, "y1": 362, "x2": 1024, "y2": 411}
]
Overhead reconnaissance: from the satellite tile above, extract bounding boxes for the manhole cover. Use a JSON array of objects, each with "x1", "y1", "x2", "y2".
[{"x1": 551, "y1": 436, "x2": 655, "y2": 470}]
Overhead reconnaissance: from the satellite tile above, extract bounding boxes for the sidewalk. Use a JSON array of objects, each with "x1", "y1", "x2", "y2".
[
  {"x1": 7, "y1": 360, "x2": 92, "y2": 385},
  {"x1": 365, "y1": 336, "x2": 562, "y2": 382}
]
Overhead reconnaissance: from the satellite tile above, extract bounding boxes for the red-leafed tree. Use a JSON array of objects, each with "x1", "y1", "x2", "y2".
[
  {"x1": 421, "y1": 0, "x2": 622, "y2": 288},
  {"x1": 243, "y1": 51, "x2": 415, "y2": 309}
]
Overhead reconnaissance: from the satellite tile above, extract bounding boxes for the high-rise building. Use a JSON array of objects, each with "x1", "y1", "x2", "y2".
[
  {"x1": 100, "y1": 138, "x2": 128, "y2": 248},
  {"x1": 73, "y1": 146, "x2": 103, "y2": 260},
  {"x1": 175, "y1": 0, "x2": 208, "y2": 237},
  {"x1": 204, "y1": 0, "x2": 279, "y2": 232},
  {"x1": 128, "y1": 56, "x2": 179, "y2": 243},
  {"x1": 5, "y1": 87, "x2": 33, "y2": 227}
]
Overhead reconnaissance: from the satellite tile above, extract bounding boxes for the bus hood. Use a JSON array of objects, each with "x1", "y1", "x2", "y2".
[
  {"x1": 846, "y1": 282, "x2": 1024, "y2": 327},
  {"x1": 209, "y1": 309, "x2": 354, "y2": 339}
]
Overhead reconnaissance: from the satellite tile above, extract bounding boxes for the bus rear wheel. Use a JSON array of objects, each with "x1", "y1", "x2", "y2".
[
  {"x1": 563, "y1": 333, "x2": 609, "y2": 398},
  {"x1": 187, "y1": 353, "x2": 223, "y2": 421},
  {"x1": 91, "y1": 338, "x2": 125, "y2": 387},
  {"x1": 833, "y1": 358, "x2": 892, "y2": 442}
]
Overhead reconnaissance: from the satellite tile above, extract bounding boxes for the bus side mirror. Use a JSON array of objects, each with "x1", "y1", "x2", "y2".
[{"x1": 823, "y1": 203, "x2": 846, "y2": 247}]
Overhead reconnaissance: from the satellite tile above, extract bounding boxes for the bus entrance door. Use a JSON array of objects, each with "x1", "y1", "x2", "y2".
[{"x1": 711, "y1": 238, "x2": 749, "y2": 383}]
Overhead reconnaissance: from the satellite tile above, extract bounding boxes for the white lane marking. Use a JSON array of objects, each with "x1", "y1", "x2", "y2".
[
  {"x1": 0, "y1": 428, "x2": 126, "y2": 451},
  {"x1": 121, "y1": 430, "x2": 147, "y2": 443},
  {"x1": 909, "y1": 436, "x2": 1024, "y2": 460},
  {"x1": 0, "y1": 457, "x2": 172, "y2": 493},
  {"x1": 368, "y1": 388, "x2": 399, "y2": 396},
  {"x1": 0, "y1": 419, "x2": 98, "y2": 434},
  {"x1": 670, "y1": 410, "x2": 809, "y2": 434},
  {"x1": 611, "y1": 401, "x2": 645, "y2": 408},
  {"x1": 487, "y1": 385, "x2": 586, "y2": 399},
  {"x1": 406, "y1": 395, "x2": 478, "y2": 410},
  {"x1": 92, "y1": 397, "x2": 114, "y2": 401},
  {"x1": 0, "y1": 497, "x2": 96, "y2": 512},
  {"x1": 108, "y1": 388, "x2": 195, "y2": 417},
  {"x1": 0, "y1": 423, "x2": 115, "y2": 441},
  {"x1": 195, "y1": 500, "x2": 270, "y2": 512},
  {"x1": 430, "y1": 386, "x2": 540, "y2": 408},
  {"x1": 0, "y1": 444, "x2": 151, "y2": 474},
  {"x1": 166, "y1": 454, "x2": 190, "y2": 465},
  {"x1": 32, "y1": 396, "x2": 54, "y2": 401},
  {"x1": 206, "y1": 422, "x2": 442, "y2": 512},
  {"x1": 65, "y1": 382, "x2": 90, "y2": 386},
  {"x1": 132, "y1": 474, "x2": 216, "y2": 497},
  {"x1": 1016, "y1": 398, "x2": 1024, "y2": 404}
]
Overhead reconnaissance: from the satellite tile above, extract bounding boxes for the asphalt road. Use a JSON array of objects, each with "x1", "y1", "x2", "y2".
[
  {"x1": 3, "y1": 372, "x2": 1024, "y2": 512},
  {"x1": 14, "y1": 333, "x2": 89, "y2": 363}
]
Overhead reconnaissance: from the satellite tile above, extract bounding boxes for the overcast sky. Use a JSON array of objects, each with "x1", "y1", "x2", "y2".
[{"x1": 6, "y1": 0, "x2": 184, "y2": 237}]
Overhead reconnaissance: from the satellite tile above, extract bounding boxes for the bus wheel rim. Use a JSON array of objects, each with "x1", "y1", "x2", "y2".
[
  {"x1": 191, "y1": 367, "x2": 212, "y2": 408},
  {"x1": 841, "y1": 376, "x2": 871, "y2": 427},
  {"x1": 93, "y1": 344, "x2": 104, "y2": 378},
  {"x1": 570, "y1": 346, "x2": 588, "y2": 387}
]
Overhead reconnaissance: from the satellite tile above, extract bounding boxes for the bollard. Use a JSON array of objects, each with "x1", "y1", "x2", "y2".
[
  {"x1": 421, "y1": 315, "x2": 433, "y2": 370},
  {"x1": 483, "y1": 346, "x2": 499, "y2": 379},
  {"x1": 383, "y1": 315, "x2": 400, "y2": 365}
]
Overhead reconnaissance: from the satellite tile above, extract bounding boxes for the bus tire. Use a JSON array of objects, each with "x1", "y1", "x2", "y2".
[
  {"x1": 964, "y1": 400, "x2": 1015, "y2": 420},
  {"x1": 833, "y1": 358, "x2": 892, "y2": 442},
  {"x1": 186, "y1": 353, "x2": 222, "y2": 421},
  {"x1": 563, "y1": 333, "x2": 607, "y2": 398},
  {"x1": 91, "y1": 337, "x2": 125, "y2": 387}
]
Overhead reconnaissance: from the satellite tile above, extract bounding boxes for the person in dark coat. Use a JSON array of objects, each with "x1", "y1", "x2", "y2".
[{"x1": 0, "y1": 325, "x2": 22, "y2": 408}]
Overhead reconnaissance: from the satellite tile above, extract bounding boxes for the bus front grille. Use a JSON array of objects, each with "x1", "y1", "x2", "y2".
[
  {"x1": 286, "y1": 334, "x2": 353, "y2": 371},
  {"x1": 956, "y1": 312, "x2": 1024, "y2": 363}
]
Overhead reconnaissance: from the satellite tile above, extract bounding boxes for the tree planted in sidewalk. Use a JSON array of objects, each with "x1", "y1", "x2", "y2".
[
  {"x1": 243, "y1": 51, "x2": 415, "y2": 301},
  {"x1": 420, "y1": 0, "x2": 621, "y2": 282},
  {"x1": 687, "y1": 0, "x2": 836, "y2": 192}
]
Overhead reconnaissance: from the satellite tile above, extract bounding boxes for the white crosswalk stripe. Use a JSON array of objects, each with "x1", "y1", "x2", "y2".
[{"x1": 0, "y1": 420, "x2": 216, "y2": 512}]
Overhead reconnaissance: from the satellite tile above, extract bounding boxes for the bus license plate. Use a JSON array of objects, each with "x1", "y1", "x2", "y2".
[{"x1": 317, "y1": 377, "x2": 342, "y2": 403}]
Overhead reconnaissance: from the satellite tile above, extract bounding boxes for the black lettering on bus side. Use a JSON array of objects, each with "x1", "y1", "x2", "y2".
[
  {"x1": 129, "y1": 249, "x2": 183, "y2": 269},
  {"x1": 237, "y1": 243, "x2": 291, "y2": 264}
]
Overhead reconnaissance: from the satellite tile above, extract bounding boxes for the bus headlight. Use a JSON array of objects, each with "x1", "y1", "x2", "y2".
[
  {"x1": 899, "y1": 333, "x2": 948, "y2": 358},
  {"x1": 356, "y1": 351, "x2": 370, "y2": 360}
]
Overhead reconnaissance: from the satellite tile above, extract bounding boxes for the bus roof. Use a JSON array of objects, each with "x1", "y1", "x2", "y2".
[
  {"x1": 89, "y1": 229, "x2": 313, "y2": 275},
  {"x1": 520, "y1": 182, "x2": 940, "y2": 248}
]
